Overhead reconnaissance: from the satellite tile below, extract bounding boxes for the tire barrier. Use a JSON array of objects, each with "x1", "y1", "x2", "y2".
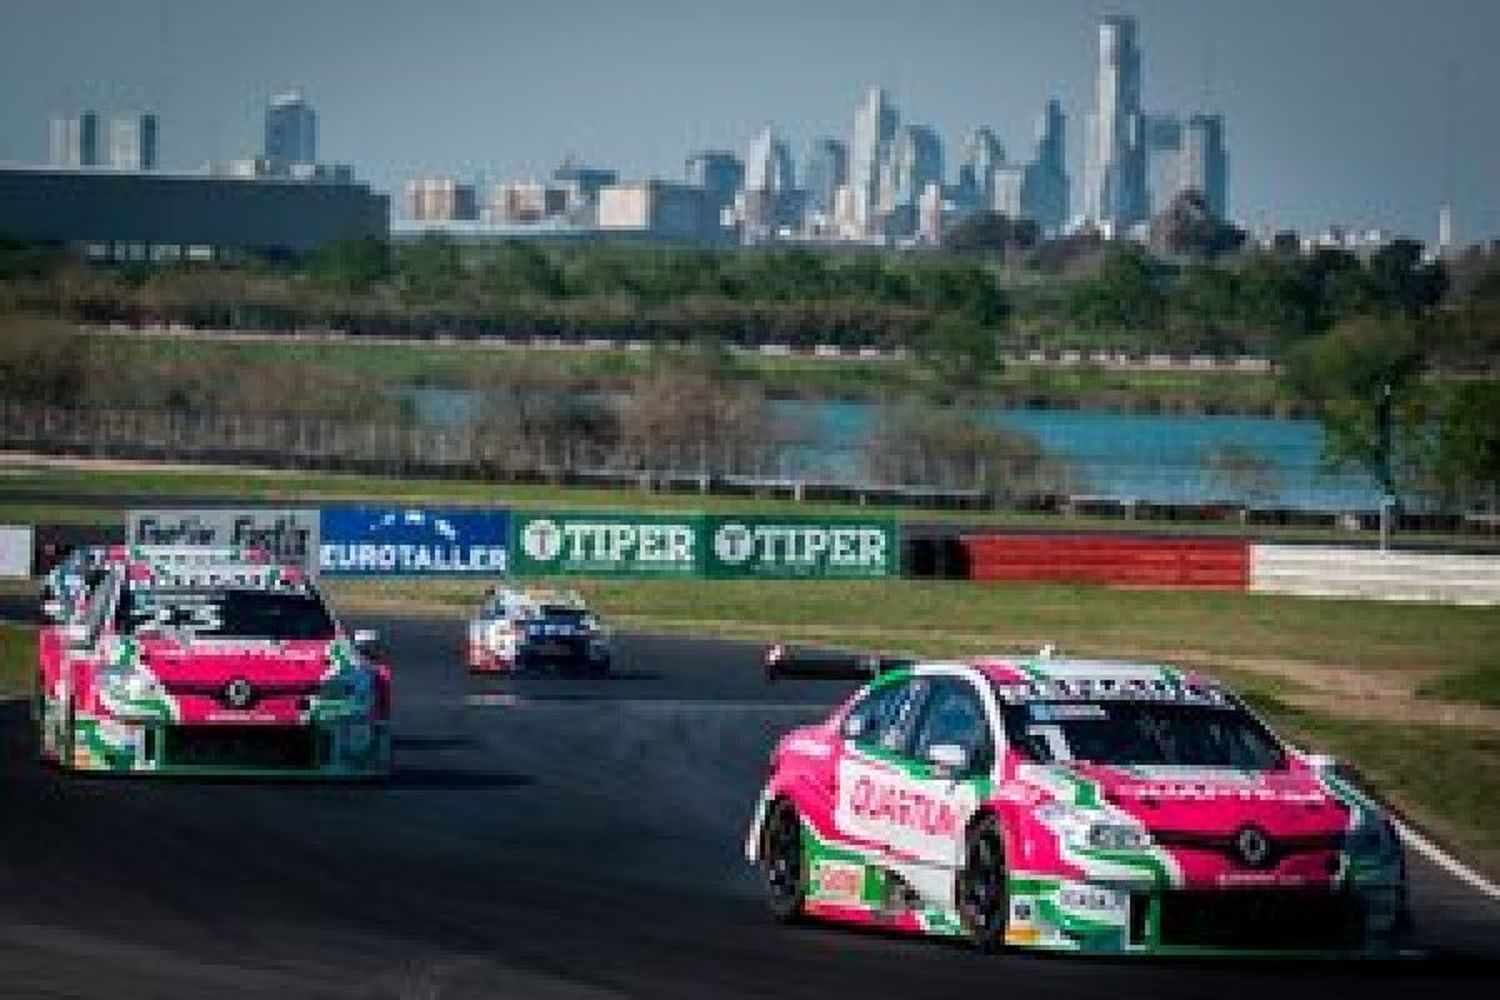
[
  {"x1": 1250, "y1": 545, "x2": 1500, "y2": 606},
  {"x1": 962, "y1": 534, "x2": 1250, "y2": 590}
]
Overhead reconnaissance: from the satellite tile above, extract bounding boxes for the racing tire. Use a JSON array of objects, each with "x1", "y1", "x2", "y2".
[
  {"x1": 761, "y1": 799, "x2": 807, "y2": 923},
  {"x1": 957, "y1": 815, "x2": 1008, "y2": 952}
]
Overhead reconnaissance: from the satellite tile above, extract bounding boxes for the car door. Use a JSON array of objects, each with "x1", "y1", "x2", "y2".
[
  {"x1": 832, "y1": 674, "x2": 930, "y2": 857},
  {"x1": 901, "y1": 676, "x2": 996, "y2": 872}
]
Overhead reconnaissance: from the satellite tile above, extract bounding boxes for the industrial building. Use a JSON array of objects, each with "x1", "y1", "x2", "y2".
[{"x1": 0, "y1": 166, "x2": 388, "y2": 260}]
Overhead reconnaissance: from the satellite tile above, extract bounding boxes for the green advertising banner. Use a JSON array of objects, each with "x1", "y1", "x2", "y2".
[
  {"x1": 510, "y1": 511, "x2": 705, "y2": 577},
  {"x1": 703, "y1": 516, "x2": 899, "y2": 579}
]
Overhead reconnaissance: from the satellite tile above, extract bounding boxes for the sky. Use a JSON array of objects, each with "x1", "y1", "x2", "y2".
[{"x1": 2, "y1": 0, "x2": 1497, "y2": 242}]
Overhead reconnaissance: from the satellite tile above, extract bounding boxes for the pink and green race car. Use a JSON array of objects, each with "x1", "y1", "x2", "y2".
[
  {"x1": 747, "y1": 651, "x2": 1410, "y2": 956},
  {"x1": 37, "y1": 556, "x2": 391, "y2": 778}
]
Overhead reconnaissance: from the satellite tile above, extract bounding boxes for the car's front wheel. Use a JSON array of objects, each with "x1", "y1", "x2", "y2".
[
  {"x1": 761, "y1": 799, "x2": 806, "y2": 923},
  {"x1": 957, "y1": 816, "x2": 1008, "y2": 951}
]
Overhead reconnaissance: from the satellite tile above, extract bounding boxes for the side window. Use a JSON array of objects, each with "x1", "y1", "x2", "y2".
[
  {"x1": 842, "y1": 678, "x2": 928, "y2": 753},
  {"x1": 80, "y1": 574, "x2": 118, "y2": 648},
  {"x1": 911, "y1": 679, "x2": 993, "y2": 775}
]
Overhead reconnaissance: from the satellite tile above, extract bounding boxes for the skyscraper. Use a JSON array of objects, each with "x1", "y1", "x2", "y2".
[
  {"x1": 1180, "y1": 114, "x2": 1228, "y2": 219},
  {"x1": 742, "y1": 126, "x2": 797, "y2": 239},
  {"x1": 1083, "y1": 14, "x2": 1148, "y2": 232},
  {"x1": 889, "y1": 124, "x2": 942, "y2": 209},
  {"x1": 108, "y1": 114, "x2": 158, "y2": 171},
  {"x1": 850, "y1": 86, "x2": 898, "y2": 234},
  {"x1": 957, "y1": 127, "x2": 1005, "y2": 211},
  {"x1": 802, "y1": 137, "x2": 847, "y2": 219},
  {"x1": 685, "y1": 150, "x2": 744, "y2": 216},
  {"x1": 49, "y1": 111, "x2": 99, "y2": 167},
  {"x1": 264, "y1": 92, "x2": 317, "y2": 167},
  {"x1": 1025, "y1": 99, "x2": 1070, "y2": 234}
]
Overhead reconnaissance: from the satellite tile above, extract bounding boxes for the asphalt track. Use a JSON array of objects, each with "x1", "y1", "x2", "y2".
[{"x1": 1, "y1": 616, "x2": 1498, "y2": 999}]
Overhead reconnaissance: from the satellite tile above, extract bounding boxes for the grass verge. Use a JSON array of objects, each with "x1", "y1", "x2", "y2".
[{"x1": 0, "y1": 623, "x2": 34, "y2": 700}]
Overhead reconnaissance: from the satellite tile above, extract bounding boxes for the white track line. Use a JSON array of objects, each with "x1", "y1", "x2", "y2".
[{"x1": 1393, "y1": 818, "x2": 1500, "y2": 905}]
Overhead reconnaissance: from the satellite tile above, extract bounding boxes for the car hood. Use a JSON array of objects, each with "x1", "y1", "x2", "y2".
[
  {"x1": 130, "y1": 636, "x2": 339, "y2": 685},
  {"x1": 1057, "y1": 761, "x2": 1350, "y2": 838}
]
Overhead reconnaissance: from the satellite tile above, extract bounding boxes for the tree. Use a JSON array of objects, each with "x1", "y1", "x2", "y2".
[
  {"x1": 915, "y1": 313, "x2": 999, "y2": 389},
  {"x1": 1433, "y1": 383, "x2": 1500, "y2": 508},
  {"x1": 1366, "y1": 238, "x2": 1446, "y2": 318},
  {"x1": 395, "y1": 234, "x2": 463, "y2": 302},
  {"x1": 306, "y1": 237, "x2": 390, "y2": 293},
  {"x1": 944, "y1": 211, "x2": 1040, "y2": 256},
  {"x1": 864, "y1": 398, "x2": 1066, "y2": 499},
  {"x1": 1148, "y1": 189, "x2": 1245, "y2": 259},
  {"x1": 1283, "y1": 315, "x2": 1425, "y2": 502}
]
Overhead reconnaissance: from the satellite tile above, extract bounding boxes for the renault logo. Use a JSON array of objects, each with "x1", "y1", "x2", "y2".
[
  {"x1": 221, "y1": 678, "x2": 257, "y2": 710},
  {"x1": 1234, "y1": 825, "x2": 1274, "y2": 868}
]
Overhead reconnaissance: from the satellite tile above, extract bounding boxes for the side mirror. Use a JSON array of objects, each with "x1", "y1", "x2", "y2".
[
  {"x1": 925, "y1": 743, "x2": 971, "y2": 774},
  {"x1": 353, "y1": 628, "x2": 384, "y2": 660},
  {"x1": 63, "y1": 623, "x2": 91, "y2": 651},
  {"x1": 41, "y1": 599, "x2": 65, "y2": 623},
  {"x1": 1304, "y1": 752, "x2": 1337, "y2": 771}
]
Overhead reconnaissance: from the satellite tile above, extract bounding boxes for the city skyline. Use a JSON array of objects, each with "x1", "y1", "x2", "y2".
[{"x1": 2, "y1": 0, "x2": 1497, "y2": 242}]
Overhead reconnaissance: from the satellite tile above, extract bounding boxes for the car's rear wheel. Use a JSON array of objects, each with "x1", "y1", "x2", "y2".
[
  {"x1": 761, "y1": 800, "x2": 806, "y2": 923},
  {"x1": 957, "y1": 816, "x2": 1008, "y2": 951}
]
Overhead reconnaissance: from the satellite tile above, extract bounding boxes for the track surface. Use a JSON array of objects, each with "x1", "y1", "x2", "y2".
[{"x1": 1, "y1": 616, "x2": 1498, "y2": 999}]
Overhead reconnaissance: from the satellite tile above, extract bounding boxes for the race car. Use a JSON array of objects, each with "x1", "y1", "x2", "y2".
[
  {"x1": 465, "y1": 585, "x2": 612, "y2": 674},
  {"x1": 35, "y1": 544, "x2": 273, "y2": 726},
  {"x1": 37, "y1": 557, "x2": 391, "y2": 778},
  {"x1": 746, "y1": 650, "x2": 1410, "y2": 956}
]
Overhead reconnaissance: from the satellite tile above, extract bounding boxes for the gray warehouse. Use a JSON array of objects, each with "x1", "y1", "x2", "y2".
[{"x1": 0, "y1": 166, "x2": 388, "y2": 259}]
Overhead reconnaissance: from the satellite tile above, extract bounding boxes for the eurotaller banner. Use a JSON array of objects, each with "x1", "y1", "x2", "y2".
[{"x1": 508, "y1": 511, "x2": 898, "y2": 579}]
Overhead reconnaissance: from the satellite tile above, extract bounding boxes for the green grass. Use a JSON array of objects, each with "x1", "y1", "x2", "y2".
[
  {"x1": 0, "y1": 623, "x2": 35, "y2": 699},
  {"x1": 8, "y1": 460, "x2": 1499, "y2": 550},
  {"x1": 1419, "y1": 664, "x2": 1500, "y2": 708},
  {"x1": 329, "y1": 577, "x2": 1500, "y2": 681}
]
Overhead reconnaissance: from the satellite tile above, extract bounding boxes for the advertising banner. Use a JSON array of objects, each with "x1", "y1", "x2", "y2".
[
  {"x1": 127, "y1": 508, "x2": 321, "y2": 572},
  {"x1": 0, "y1": 525, "x2": 33, "y2": 579},
  {"x1": 510, "y1": 511, "x2": 703, "y2": 577},
  {"x1": 703, "y1": 516, "x2": 899, "y2": 579},
  {"x1": 319, "y1": 507, "x2": 510, "y2": 576}
]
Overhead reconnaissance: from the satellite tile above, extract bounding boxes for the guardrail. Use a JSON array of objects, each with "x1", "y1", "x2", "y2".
[
  {"x1": 962, "y1": 535, "x2": 1249, "y2": 590},
  {"x1": 1249, "y1": 545, "x2": 1500, "y2": 606}
]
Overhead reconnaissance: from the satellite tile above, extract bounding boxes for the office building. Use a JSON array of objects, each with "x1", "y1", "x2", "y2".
[
  {"x1": 403, "y1": 177, "x2": 479, "y2": 222},
  {"x1": 1026, "y1": 99, "x2": 1070, "y2": 233},
  {"x1": 264, "y1": 92, "x2": 317, "y2": 167},
  {"x1": 802, "y1": 138, "x2": 847, "y2": 220},
  {"x1": 889, "y1": 124, "x2": 942, "y2": 210},
  {"x1": 685, "y1": 150, "x2": 744, "y2": 216},
  {"x1": 108, "y1": 114, "x2": 159, "y2": 171},
  {"x1": 1083, "y1": 14, "x2": 1148, "y2": 232},
  {"x1": 597, "y1": 180, "x2": 720, "y2": 242},
  {"x1": 742, "y1": 126, "x2": 797, "y2": 240},
  {"x1": 1180, "y1": 113, "x2": 1228, "y2": 219},
  {"x1": 49, "y1": 111, "x2": 100, "y2": 167},
  {"x1": 850, "y1": 86, "x2": 898, "y2": 234},
  {"x1": 0, "y1": 166, "x2": 387, "y2": 260},
  {"x1": 489, "y1": 181, "x2": 569, "y2": 223},
  {"x1": 552, "y1": 159, "x2": 617, "y2": 203},
  {"x1": 957, "y1": 127, "x2": 1005, "y2": 211}
]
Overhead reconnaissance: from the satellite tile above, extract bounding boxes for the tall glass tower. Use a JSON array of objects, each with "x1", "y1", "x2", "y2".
[
  {"x1": 264, "y1": 92, "x2": 317, "y2": 167},
  {"x1": 1083, "y1": 15, "x2": 1148, "y2": 231},
  {"x1": 850, "y1": 87, "x2": 898, "y2": 233}
]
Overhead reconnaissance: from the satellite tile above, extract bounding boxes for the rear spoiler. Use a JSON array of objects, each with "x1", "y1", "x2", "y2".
[{"x1": 763, "y1": 643, "x2": 913, "y2": 683}]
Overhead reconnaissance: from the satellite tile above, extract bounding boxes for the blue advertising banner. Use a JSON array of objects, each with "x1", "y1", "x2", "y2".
[{"x1": 319, "y1": 507, "x2": 510, "y2": 576}]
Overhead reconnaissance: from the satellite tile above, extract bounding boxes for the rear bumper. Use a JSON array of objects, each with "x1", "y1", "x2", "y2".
[{"x1": 66, "y1": 715, "x2": 391, "y2": 778}]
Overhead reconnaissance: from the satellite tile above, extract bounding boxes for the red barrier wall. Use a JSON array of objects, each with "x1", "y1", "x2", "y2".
[{"x1": 962, "y1": 535, "x2": 1249, "y2": 590}]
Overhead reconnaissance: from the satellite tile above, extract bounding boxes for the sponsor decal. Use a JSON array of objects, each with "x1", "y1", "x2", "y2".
[
  {"x1": 1114, "y1": 783, "x2": 1327, "y2": 805},
  {"x1": 848, "y1": 773, "x2": 959, "y2": 839},
  {"x1": 511, "y1": 513, "x2": 700, "y2": 576},
  {"x1": 319, "y1": 507, "x2": 510, "y2": 576},
  {"x1": 812, "y1": 860, "x2": 865, "y2": 903},
  {"x1": 128, "y1": 509, "x2": 320, "y2": 572},
  {"x1": 705, "y1": 517, "x2": 897, "y2": 579}
]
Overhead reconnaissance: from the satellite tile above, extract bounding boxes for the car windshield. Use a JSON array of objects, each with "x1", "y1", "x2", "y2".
[
  {"x1": 115, "y1": 588, "x2": 336, "y2": 641},
  {"x1": 539, "y1": 605, "x2": 587, "y2": 624},
  {"x1": 1000, "y1": 700, "x2": 1285, "y2": 770}
]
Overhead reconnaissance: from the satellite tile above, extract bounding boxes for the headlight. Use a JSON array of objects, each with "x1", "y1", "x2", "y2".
[
  {"x1": 102, "y1": 670, "x2": 163, "y2": 702},
  {"x1": 1037, "y1": 803, "x2": 1152, "y2": 852},
  {"x1": 1086, "y1": 823, "x2": 1152, "y2": 852}
]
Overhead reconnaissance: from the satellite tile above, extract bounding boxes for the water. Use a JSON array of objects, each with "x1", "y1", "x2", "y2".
[{"x1": 404, "y1": 387, "x2": 1380, "y2": 511}]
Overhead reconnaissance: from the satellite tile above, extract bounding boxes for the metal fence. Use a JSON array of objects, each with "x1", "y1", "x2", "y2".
[{"x1": 2, "y1": 400, "x2": 1492, "y2": 523}]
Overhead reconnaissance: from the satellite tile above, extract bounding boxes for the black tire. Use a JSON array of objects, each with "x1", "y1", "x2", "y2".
[
  {"x1": 957, "y1": 815, "x2": 1008, "y2": 951},
  {"x1": 761, "y1": 799, "x2": 807, "y2": 923}
]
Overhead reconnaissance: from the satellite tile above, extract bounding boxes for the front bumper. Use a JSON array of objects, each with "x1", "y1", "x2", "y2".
[
  {"x1": 67, "y1": 714, "x2": 391, "y2": 778},
  {"x1": 1004, "y1": 874, "x2": 1410, "y2": 956},
  {"x1": 469, "y1": 639, "x2": 610, "y2": 672}
]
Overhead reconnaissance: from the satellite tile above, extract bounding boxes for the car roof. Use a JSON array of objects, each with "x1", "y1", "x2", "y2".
[
  {"x1": 901, "y1": 656, "x2": 1232, "y2": 706},
  {"x1": 123, "y1": 558, "x2": 308, "y2": 592},
  {"x1": 484, "y1": 586, "x2": 587, "y2": 608}
]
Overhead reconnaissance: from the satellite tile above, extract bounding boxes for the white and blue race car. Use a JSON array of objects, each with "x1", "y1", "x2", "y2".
[{"x1": 465, "y1": 585, "x2": 612, "y2": 675}]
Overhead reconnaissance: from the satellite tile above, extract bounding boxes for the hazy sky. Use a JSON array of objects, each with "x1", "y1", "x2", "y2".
[{"x1": 3, "y1": 0, "x2": 1497, "y2": 241}]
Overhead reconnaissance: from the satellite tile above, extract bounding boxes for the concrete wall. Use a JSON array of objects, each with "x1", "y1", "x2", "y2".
[{"x1": 1250, "y1": 545, "x2": 1500, "y2": 606}]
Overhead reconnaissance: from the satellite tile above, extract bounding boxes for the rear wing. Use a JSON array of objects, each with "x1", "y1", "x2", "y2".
[{"x1": 763, "y1": 643, "x2": 913, "y2": 683}]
